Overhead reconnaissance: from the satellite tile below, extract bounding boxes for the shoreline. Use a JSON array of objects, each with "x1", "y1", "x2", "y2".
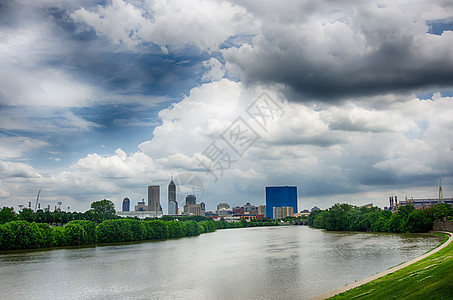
[{"x1": 310, "y1": 231, "x2": 453, "y2": 300}]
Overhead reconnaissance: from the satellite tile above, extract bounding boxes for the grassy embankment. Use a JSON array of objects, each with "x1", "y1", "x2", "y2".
[{"x1": 330, "y1": 233, "x2": 453, "y2": 299}]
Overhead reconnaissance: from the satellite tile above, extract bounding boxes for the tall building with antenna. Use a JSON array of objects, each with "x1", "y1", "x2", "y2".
[{"x1": 168, "y1": 177, "x2": 178, "y2": 215}]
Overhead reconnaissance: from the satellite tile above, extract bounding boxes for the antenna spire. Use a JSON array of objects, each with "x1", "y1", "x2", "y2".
[{"x1": 439, "y1": 177, "x2": 443, "y2": 203}]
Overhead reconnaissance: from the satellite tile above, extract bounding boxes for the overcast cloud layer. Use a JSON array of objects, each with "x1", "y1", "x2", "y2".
[{"x1": 1, "y1": 0, "x2": 453, "y2": 212}]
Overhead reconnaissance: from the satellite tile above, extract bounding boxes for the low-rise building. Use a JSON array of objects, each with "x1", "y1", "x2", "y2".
[{"x1": 273, "y1": 206, "x2": 294, "y2": 219}]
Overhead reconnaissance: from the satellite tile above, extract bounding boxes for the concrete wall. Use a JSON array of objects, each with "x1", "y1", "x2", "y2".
[{"x1": 433, "y1": 221, "x2": 453, "y2": 232}]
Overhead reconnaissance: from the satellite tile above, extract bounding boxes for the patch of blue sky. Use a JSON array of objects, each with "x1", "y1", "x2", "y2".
[
  {"x1": 440, "y1": 89, "x2": 453, "y2": 97},
  {"x1": 17, "y1": 101, "x2": 165, "y2": 169},
  {"x1": 416, "y1": 89, "x2": 453, "y2": 100},
  {"x1": 426, "y1": 19, "x2": 453, "y2": 35},
  {"x1": 404, "y1": 119, "x2": 429, "y2": 140},
  {"x1": 416, "y1": 91, "x2": 434, "y2": 100},
  {"x1": 218, "y1": 34, "x2": 257, "y2": 49}
]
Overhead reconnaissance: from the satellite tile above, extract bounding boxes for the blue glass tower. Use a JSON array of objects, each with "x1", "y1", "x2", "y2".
[
  {"x1": 122, "y1": 197, "x2": 130, "y2": 212},
  {"x1": 265, "y1": 186, "x2": 298, "y2": 219}
]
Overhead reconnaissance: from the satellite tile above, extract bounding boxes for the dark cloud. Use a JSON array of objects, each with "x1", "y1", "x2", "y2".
[
  {"x1": 223, "y1": 2, "x2": 453, "y2": 102},
  {"x1": 44, "y1": 7, "x2": 211, "y2": 98}
]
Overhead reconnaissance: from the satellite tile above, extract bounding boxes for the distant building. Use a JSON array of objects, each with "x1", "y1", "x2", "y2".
[
  {"x1": 168, "y1": 201, "x2": 178, "y2": 215},
  {"x1": 148, "y1": 185, "x2": 162, "y2": 212},
  {"x1": 122, "y1": 197, "x2": 130, "y2": 212},
  {"x1": 186, "y1": 195, "x2": 196, "y2": 205},
  {"x1": 135, "y1": 199, "x2": 147, "y2": 211},
  {"x1": 168, "y1": 178, "x2": 178, "y2": 215},
  {"x1": 258, "y1": 205, "x2": 266, "y2": 218},
  {"x1": 266, "y1": 186, "x2": 298, "y2": 219},
  {"x1": 311, "y1": 206, "x2": 320, "y2": 212},
  {"x1": 218, "y1": 208, "x2": 234, "y2": 216},
  {"x1": 391, "y1": 179, "x2": 453, "y2": 211},
  {"x1": 223, "y1": 216, "x2": 241, "y2": 223},
  {"x1": 359, "y1": 203, "x2": 373, "y2": 209},
  {"x1": 244, "y1": 202, "x2": 257, "y2": 215},
  {"x1": 183, "y1": 195, "x2": 204, "y2": 216},
  {"x1": 242, "y1": 212, "x2": 257, "y2": 222},
  {"x1": 116, "y1": 210, "x2": 163, "y2": 219},
  {"x1": 398, "y1": 197, "x2": 453, "y2": 210},
  {"x1": 205, "y1": 211, "x2": 219, "y2": 218},
  {"x1": 233, "y1": 206, "x2": 244, "y2": 216},
  {"x1": 294, "y1": 212, "x2": 310, "y2": 217},
  {"x1": 187, "y1": 203, "x2": 203, "y2": 216},
  {"x1": 217, "y1": 203, "x2": 230, "y2": 212},
  {"x1": 273, "y1": 206, "x2": 294, "y2": 219}
]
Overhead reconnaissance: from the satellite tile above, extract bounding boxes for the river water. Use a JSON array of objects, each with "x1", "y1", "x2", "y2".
[{"x1": 0, "y1": 226, "x2": 441, "y2": 299}]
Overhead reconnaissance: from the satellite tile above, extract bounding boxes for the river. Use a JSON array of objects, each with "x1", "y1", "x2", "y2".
[{"x1": 0, "y1": 226, "x2": 441, "y2": 299}]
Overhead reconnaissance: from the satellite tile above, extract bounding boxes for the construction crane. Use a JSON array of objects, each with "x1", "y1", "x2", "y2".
[{"x1": 35, "y1": 189, "x2": 41, "y2": 212}]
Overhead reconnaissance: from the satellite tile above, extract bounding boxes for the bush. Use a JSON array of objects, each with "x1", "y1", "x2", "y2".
[
  {"x1": 167, "y1": 221, "x2": 186, "y2": 238},
  {"x1": 405, "y1": 210, "x2": 433, "y2": 233},
  {"x1": 54, "y1": 227, "x2": 67, "y2": 247},
  {"x1": 183, "y1": 220, "x2": 201, "y2": 236},
  {"x1": 37, "y1": 223, "x2": 55, "y2": 248},
  {"x1": 0, "y1": 221, "x2": 43, "y2": 250}
]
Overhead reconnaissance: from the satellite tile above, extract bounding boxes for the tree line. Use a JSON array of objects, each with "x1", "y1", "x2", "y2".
[
  {"x1": 0, "y1": 199, "x2": 118, "y2": 226},
  {"x1": 0, "y1": 218, "x2": 278, "y2": 251},
  {"x1": 308, "y1": 203, "x2": 453, "y2": 233},
  {"x1": 0, "y1": 199, "x2": 279, "y2": 251}
]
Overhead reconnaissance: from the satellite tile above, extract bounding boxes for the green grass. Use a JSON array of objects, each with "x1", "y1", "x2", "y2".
[{"x1": 330, "y1": 234, "x2": 453, "y2": 299}]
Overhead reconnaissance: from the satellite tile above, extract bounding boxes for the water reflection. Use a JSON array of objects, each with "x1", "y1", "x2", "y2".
[{"x1": 0, "y1": 226, "x2": 441, "y2": 299}]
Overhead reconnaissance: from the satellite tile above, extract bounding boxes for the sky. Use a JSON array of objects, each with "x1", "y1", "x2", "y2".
[{"x1": 1, "y1": 0, "x2": 453, "y2": 213}]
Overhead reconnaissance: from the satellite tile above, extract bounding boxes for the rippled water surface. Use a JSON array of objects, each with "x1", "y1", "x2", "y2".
[{"x1": 0, "y1": 226, "x2": 441, "y2": 299}]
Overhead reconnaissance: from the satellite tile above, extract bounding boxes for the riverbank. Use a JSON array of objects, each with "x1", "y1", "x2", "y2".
[
  {"x1": 0, "y1": 218, "x2": 279, "y2": 251},
  {"x1": 312, "y1": 231, "x2": 453, "y2": 299}
]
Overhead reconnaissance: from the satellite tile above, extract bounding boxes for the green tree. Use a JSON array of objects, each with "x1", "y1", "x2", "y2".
[
  {"x1": 44, "y1": 210, "x2": 55, "y2": 224},
  {"x1": 65, "y1": 222, "x2": 89, "y2": 246},
  {"x1": 37, "y1": 223, "x2": 55, "y2": 247},
  {"x1": 0, "y1": 207, "x2": 16, "y2": 224},
  {"x1": 1, "y1": 221, "x2": 42, "y2": 250},
  {"x1": 398, "y1": 205, "x2": 416, "y2": 232},
  {"x1": 324, "y1": 203, "x2": 354, "y2": 231},
  {"x1": 67, "y1": 220, "x2": 96, "y2": 244},
  {"x1": 167, "y1": 220, "x2": 185, "y2": 238},
  {"x1": 313, "y1": 210, "x2": 328, "y2": 229},
  {"x1": 389, "y1": 211, "x2": 402, "y2": 232},
  {"x1": 359, "y1": 209, "x2": 381, "y2": 232},
  {"x1": 405, "y1": 210, "x2": 433, "y2": 233},
  {"x1": 53, "y1": 210, "x2": 63, "y2": 226},
  {"x1": 373, "y1": 210, "x2": 392, "y2": 232},
  {"x1": 183, "y1": 220, "x2": 201, "y2": 236},
  {"x1": 35, "y1": 209, "x2": 45, "y2": 223},
  {"x1": 308, "y1": 210, "x2": 323, "y2": 227},
  {"x1": 90, "y1": 199, "x2": 116, "y2": 223},
  {"x1": 53, "y1": 227, "x2": 67, "y2": 246},
  {"x1": 18, "y1": 208, "x2": 36, "y2": 223},
  {"x1": 432, "y1": 203, "x2": 453, "y2": 221}
]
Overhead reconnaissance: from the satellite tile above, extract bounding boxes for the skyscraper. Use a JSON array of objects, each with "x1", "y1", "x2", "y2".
[
  {"x1": 148, "y1": 185, "x2": 162, "y2": 212},
  {"x1": 122, "y1": 197, "x2": 130, "y2": 212},
  {"x1": 168, "y1": 178, "x2": 178, "y2": 215},
  {"x1": 266, "y1": 186, "x2": 298, "y2": 219},
  {"x1": 185, "y1": 194, "x2": 196, "y2": 205},
  {"x1": 183, "y1": 194, "x2": 197, "y2": 214}
]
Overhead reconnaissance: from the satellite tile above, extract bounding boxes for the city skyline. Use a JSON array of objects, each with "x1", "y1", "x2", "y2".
[{"x1": 1, "y1": 1, "x2": 453, "y2": 212}]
